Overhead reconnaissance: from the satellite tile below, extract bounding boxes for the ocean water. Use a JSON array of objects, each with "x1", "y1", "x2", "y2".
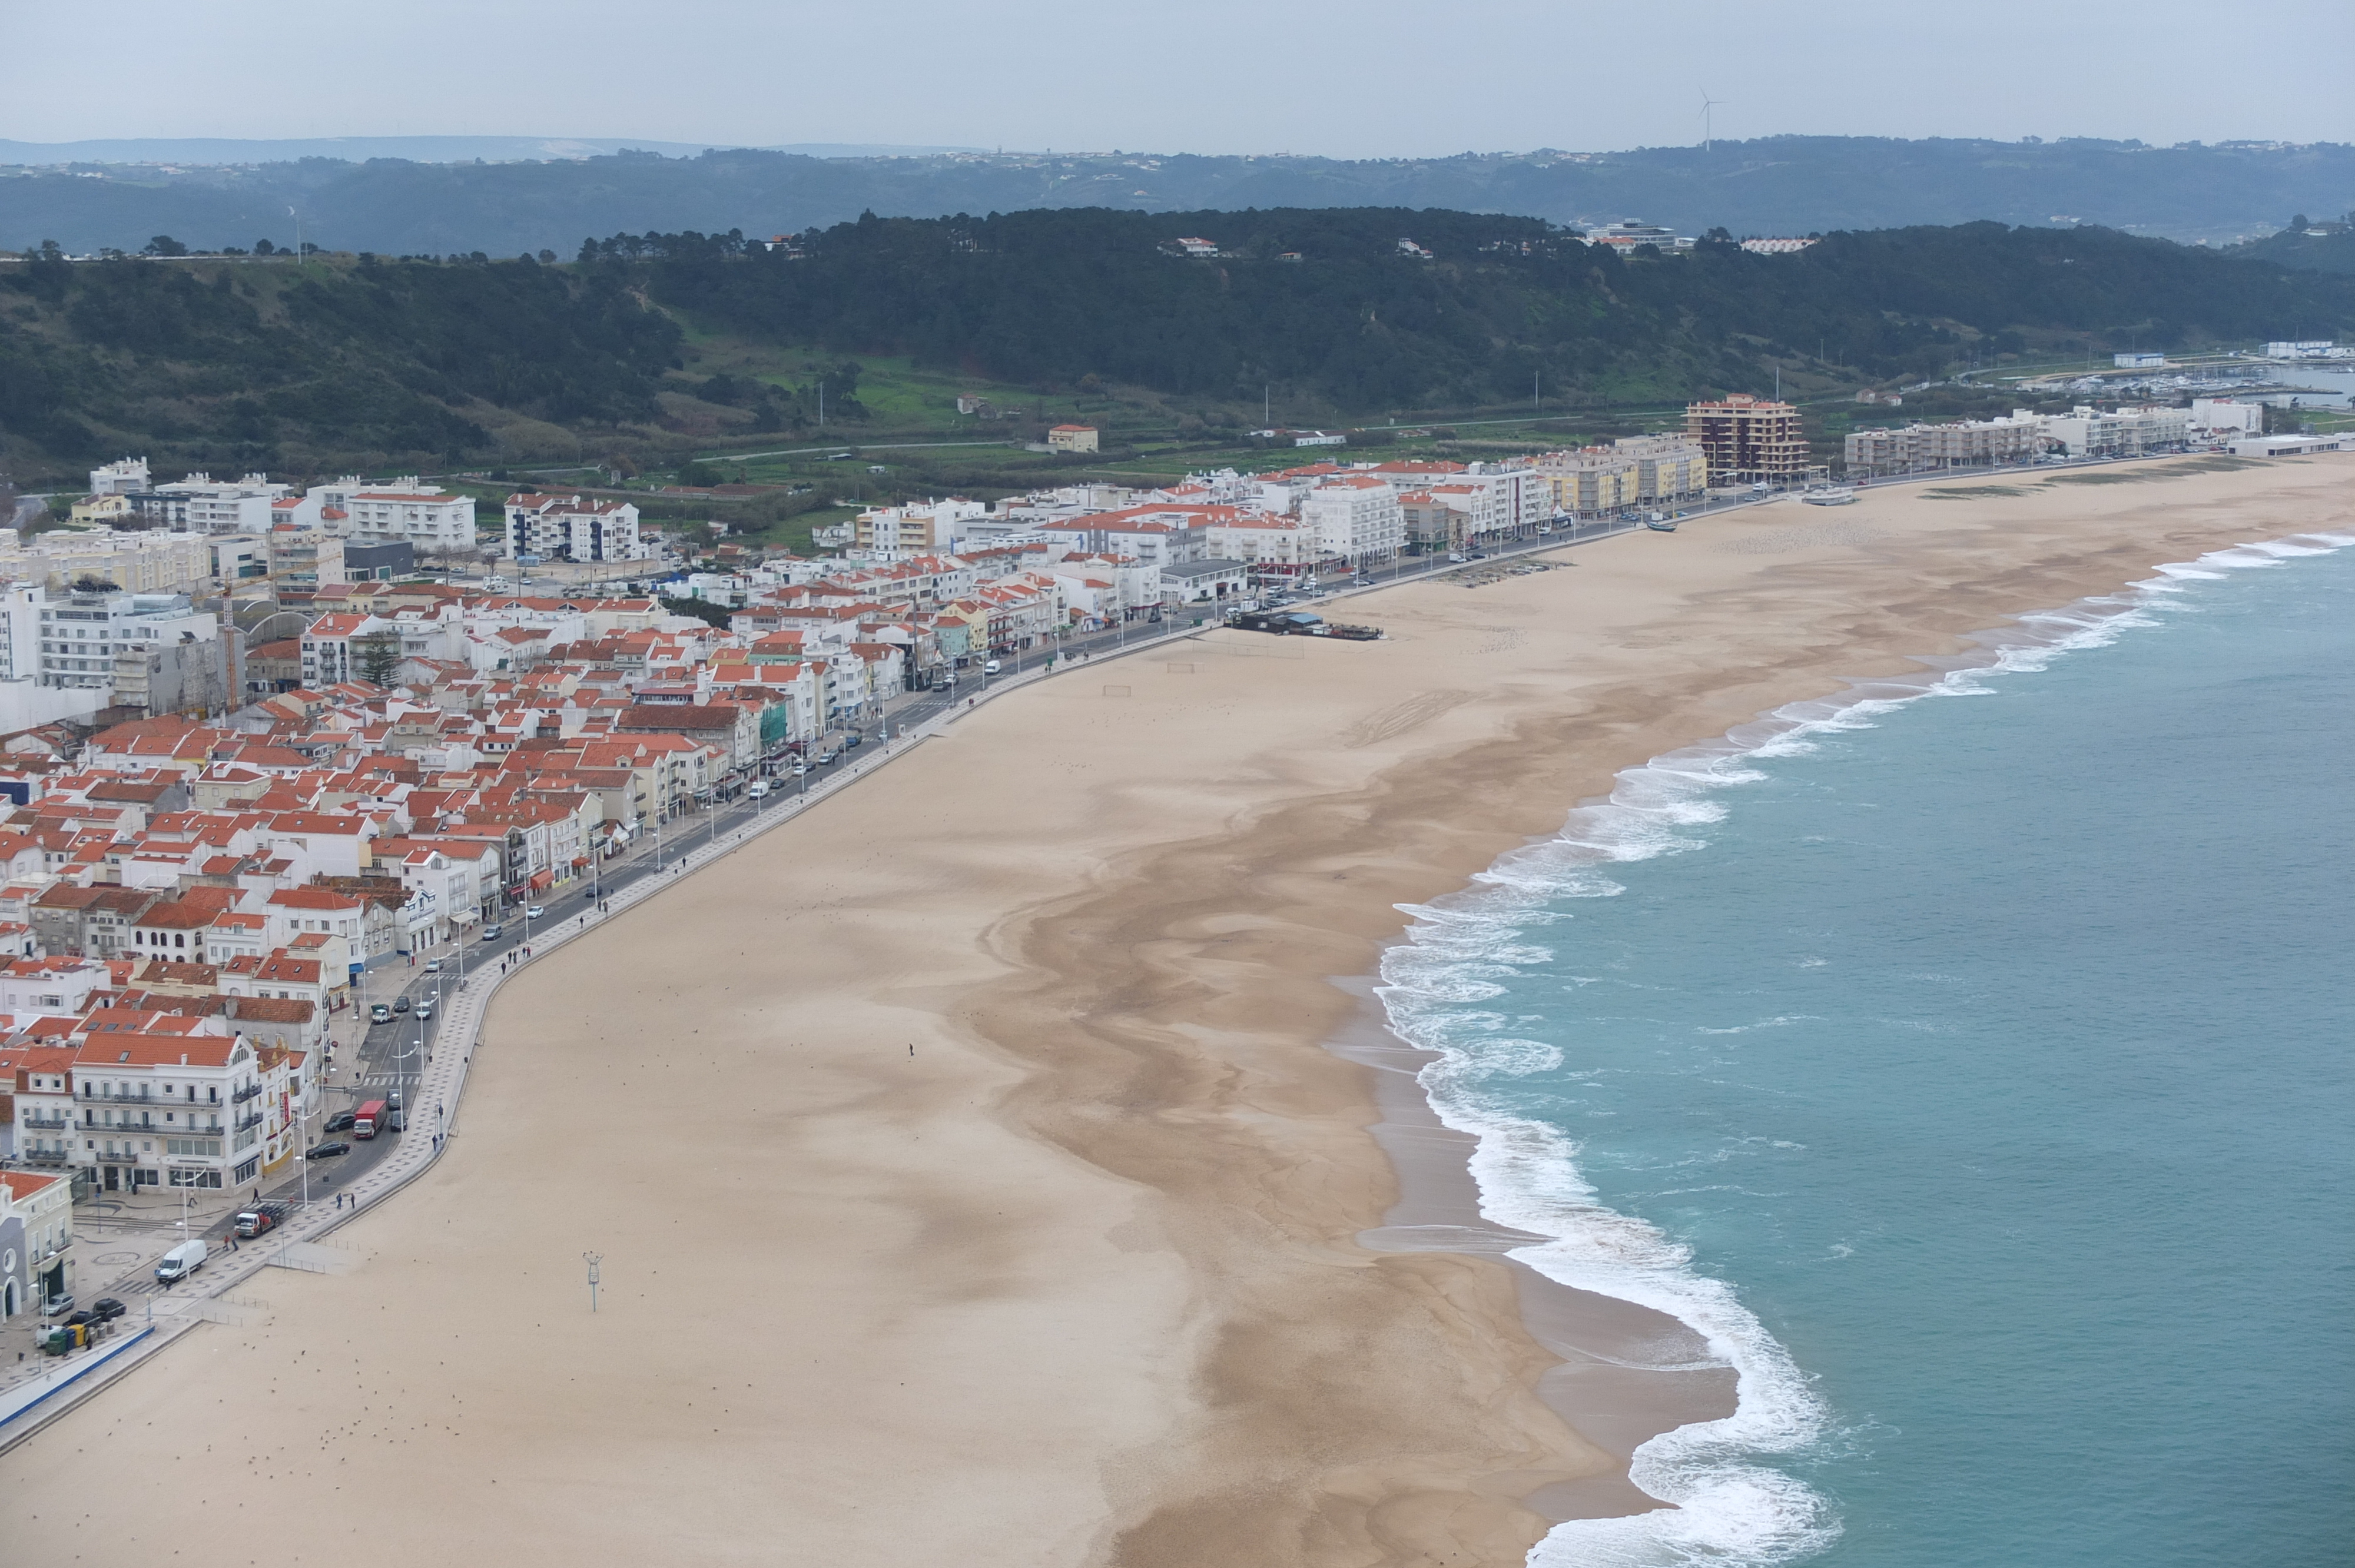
[{"x1": 1378, "y1": 530, "x2": 2355, "y2": 1568}]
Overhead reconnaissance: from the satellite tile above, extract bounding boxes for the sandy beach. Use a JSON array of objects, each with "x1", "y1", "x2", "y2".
[{"x1": 5, "y1": 454, "x2": 2347, "y2": 1567}]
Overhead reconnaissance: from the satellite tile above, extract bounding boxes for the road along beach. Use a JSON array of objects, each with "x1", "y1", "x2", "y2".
[{"x1": 2, "y1": 453, "x2": 2346, "y2": 1568}]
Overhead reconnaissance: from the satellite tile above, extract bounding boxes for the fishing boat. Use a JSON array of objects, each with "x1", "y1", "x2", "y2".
[
  {"x1": 1645, "y1": 513, "x2": 1679, "y2": 532},
  {"x1": 1801, "y1": 486, "x2": 1858, "y2": 506}
]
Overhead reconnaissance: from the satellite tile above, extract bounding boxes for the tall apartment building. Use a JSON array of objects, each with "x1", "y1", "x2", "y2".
[
  {"x1": 1301, "y1": 477, "x2": 1405, "y2": 563},
  {"x1": 1843, "y1": 413, "x2": 2046, "y2": 476},
  {"x1": 1684, "y1": 395, "x2": 1811, "y2": 483},
  {"x1": 502, "y1": 494, "x2": 648, "y2": 563}
]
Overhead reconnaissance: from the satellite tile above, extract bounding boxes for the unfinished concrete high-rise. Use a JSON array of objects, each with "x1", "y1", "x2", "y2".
[{"x1": 1684, "y1": 394, "x2": 1811, "y2": 483}]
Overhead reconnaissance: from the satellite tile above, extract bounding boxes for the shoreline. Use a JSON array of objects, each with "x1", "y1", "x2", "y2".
[
  {"x1": 2, "y1": 454, "x2": 2347, "y2": 1568},
  {"x1": 1341, "y1": 520, "x2": 2355, "y2": 1553}
]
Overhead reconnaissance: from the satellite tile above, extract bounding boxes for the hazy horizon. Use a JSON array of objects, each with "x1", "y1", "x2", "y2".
[{"x1": 7, "y1": 1, "x2": 2350, "y2": 158}]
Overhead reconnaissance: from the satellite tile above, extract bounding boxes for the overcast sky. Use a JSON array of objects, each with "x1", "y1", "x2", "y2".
[{"x1": 6, "y1": 0, "x2": 2351, "y2": 156}]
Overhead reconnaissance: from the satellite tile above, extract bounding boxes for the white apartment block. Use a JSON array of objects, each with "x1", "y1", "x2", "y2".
[
  {"x1": 88, "y1": 457, "x2": 152, "y2": 496},
  {"x1": 135, "y1": 473, "x2": 291, "y2": 533},
  {"x1": 2035, "y1": 406, "x2": 2190, "y2": 459},
  {"x1": 503, "y1": 494, "x2": 649, "y2": 563},
  {"x1": 309, "y1": 477, "x2": 479, "y2": 550},
  {"x1": 66, "y1": 1031, "x2": 309, "y2": 1191},
  {"x1": 37, "y1": 589, "x2": 220, "y2": 693},
  {"x1": 0, "y1": 529, "x2": 217, "y2": 596},
  {"x1": 1843, "y1": 414, "x2": 2047, "y2": 475},
  {"x1": 1301, "y1": 477, "x2": 1407, "y2": 563},
  {"x1": 1203, "y1": 515, "x2": 1318, "y2": 569},
  {"x1": 2189, "y1": 399, "x2": 2265, "y2": 435}
]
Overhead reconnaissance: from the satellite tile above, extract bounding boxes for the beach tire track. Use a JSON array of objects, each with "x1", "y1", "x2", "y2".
[{"x1": 1342, "y1": 689, "x2": 1471, "y2": 748}]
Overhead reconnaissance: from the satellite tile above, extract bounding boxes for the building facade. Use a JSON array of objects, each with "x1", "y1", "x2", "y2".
[{"x1": 1684, "y1": 395, "x2": 1811, "y2": 483}]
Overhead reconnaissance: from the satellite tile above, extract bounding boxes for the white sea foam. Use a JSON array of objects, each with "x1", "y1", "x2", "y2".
[{"x1": 1371, "y1": 527, "x2": 2355, "y2": 1567}]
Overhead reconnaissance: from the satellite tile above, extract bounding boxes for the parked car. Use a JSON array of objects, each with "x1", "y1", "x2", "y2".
[
  {"x1": 325, "y1": 1111, "x2": 357, "y2": 1133},
  {"x1": 482, "y1": 924, "x2": 504, "y2": 941},
  {"x1": 525, "y1": 905, "x2": 545, "y2": 919},
  {"x1": 369, "y1": 1003, "x2": 392, "y2": 1024},
  {"x1": 424, "y1": 958, "x2": 443, "y2": 972},
  {"x1": 385, "y1": 1109, "x2": 406, "y2": 1132},
  {"x1": 90, "y1": 1297, "x2": 126, "y2": 1321},
  {"x1": 306, "y1": 1140, "x2": 351, "y2": 1160},
  {"x1": 816, "y1": 748, "x2": 840, "y2": 766},
  {"x1": 41, "y1": 1292, "x2": 72, "y2": 1317},
  {"x1": 64, "y1": 1308, "x2": 97, "y2": 1328},
  {"x1": 843, "y1": 733, "x2": 862, "y2": 750},
  {"x1": 393, "y1": 996, "x2": 410, "y2": 1014},
  {"x1": 790, "y1": 762, "x2": 810, "y2": 776}
]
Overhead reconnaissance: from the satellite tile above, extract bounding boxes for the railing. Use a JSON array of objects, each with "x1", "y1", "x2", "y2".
[
  {"x1": 19, "y1": 1149, "x2": 74, "y2": 1165},
  {"x1": 85, "y1": 1116, "x2": 159, "y2": 1131},
  {"x1": 232, "y1": 1083, "x2": 263, "y2": 1104},
  {"x1": 81, "y1": 1090, "x2": 158, "y2": 1104},
  {"x1": 234, "y1": 1112, "x2": 265, "y2": 1134},
  {"x1": 21, "y1": 1114, "x2": 68, "y2": 1130}
]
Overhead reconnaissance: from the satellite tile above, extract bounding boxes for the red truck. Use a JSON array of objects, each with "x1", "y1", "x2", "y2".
[{"x1": 353, "y1": 1099, "x2": 389, "y2": 1139}]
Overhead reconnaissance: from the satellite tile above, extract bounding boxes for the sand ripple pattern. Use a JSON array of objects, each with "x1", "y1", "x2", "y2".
[
  {"x1": 1344, "y1": 689, "x2": 1471, "y2": 748},
  {"x1": 1711, "y1": 520, "x2": 1885, "y2": 555}
]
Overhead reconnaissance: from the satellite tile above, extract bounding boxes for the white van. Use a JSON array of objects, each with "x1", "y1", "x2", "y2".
[{"x1": 155, "y1": 1239, "x2": 208, "y2": 1284}]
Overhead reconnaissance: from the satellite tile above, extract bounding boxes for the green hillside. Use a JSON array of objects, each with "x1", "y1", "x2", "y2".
[{"x1": 4, "y1": 211, "x2": 2353, "y2": 487}]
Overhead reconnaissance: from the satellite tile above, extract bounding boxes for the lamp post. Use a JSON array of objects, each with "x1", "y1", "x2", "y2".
[{"x1": 583, "y1": 1251, "x2": 602, "y2": 1313}]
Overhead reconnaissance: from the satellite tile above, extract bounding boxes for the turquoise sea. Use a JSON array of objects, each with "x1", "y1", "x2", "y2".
[{"x1": 1379, "y1": 530, "x2": 2355, "y2": 1567}]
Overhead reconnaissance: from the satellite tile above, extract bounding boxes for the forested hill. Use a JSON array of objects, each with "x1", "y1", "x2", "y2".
[
  {"x1": 632, "y1": 210, "x2": 2355, "y2": 407},
  {"x1": 5, "y1": 137, "x2": 2354, "y2": 257},
  {"x1": 4, "y1": 210, "x2": 2353, "y2": 484}
]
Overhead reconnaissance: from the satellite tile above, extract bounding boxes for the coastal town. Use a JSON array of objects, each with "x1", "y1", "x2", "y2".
[{"x1": 0, "y1": 378, "x2": 2336, "y2": 1359}]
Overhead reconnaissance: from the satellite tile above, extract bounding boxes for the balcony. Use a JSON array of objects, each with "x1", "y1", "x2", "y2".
[
  {"x1": 21, "y1": 1114, "x2": 69, "y2": 1130},
  {"x1": 234, "y1": 1112, "x2": 266, "y2": 1134},
  {"x1": 82, "y1": 1089, "x2": 160, "y2": 1104},
  {"x1": 20, "y1": 1150, "x2": 74, "y2": 1166},
  {"x1": 233, "y1": 1082, "x2": 263, "y2": 1104}
]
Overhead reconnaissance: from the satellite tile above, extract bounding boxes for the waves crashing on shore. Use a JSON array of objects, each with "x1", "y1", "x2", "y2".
[{"x1": 1374, "y1": 530, "x2": 2354, "y2": 1567}]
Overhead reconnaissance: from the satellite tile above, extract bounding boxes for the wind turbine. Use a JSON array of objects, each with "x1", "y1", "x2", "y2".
[{"x1": 1699, "y1": 91, "x2": 1727, "y2": 153}]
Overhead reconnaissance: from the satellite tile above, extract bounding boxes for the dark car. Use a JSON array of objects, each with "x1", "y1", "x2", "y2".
[
  {"x1": 385, "y1": 1109, "x2": 407, "y2": 1132},
  {"x1": 325, "y1": 1109, "x2": 357, "y2": 1132},
  {"x1": 306, "y1": 1140, "x2": 351, "y2": 1160},
  {"x1": 90, "y1": 1297, "x2": 126, "y2": 1322},
  {"x1": 393, "y1": 996, "x2": 411, "y2": 1014},
  {"x1": 63, "y1": 1308, "x2": 98, "y2": 1328}
]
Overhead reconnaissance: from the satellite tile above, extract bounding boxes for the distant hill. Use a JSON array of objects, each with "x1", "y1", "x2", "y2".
[
  {"x1": 2223, "y1": 217, "x2": 2355, "y2": 274},
  {"x1": 6, "y1": 210, "x2": 2351, "y2": 486},
  {"x1": 4, "y1": 137, "x2": 2353, "y2": 258}
]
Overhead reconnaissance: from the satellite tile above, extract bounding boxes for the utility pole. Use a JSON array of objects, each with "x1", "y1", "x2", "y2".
[{"x1": 583, "y1": 1251, "x2": 602, "y2": 1313}]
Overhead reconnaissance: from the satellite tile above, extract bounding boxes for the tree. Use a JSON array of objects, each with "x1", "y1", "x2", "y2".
[
  {"x1": 143, "y1": 235, "x2": 190, "y2": 257},
  {"x1": 354, "y1": 632, "x2": 402, "y2": 687}
]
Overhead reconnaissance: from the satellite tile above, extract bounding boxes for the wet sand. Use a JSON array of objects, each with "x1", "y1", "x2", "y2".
[{"x1": 4, "y1": 454, "x2": 2346, "y2": 1567}]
